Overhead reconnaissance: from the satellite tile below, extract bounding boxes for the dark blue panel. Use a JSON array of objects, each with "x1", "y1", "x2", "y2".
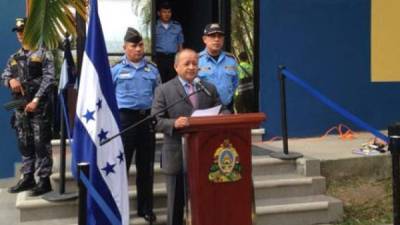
[
  {"x1": 0, "y1": 1, "x2": 25, "y2": 178},
  {"x1": 259, "y1": 0, "x2": 400, "y2": 139}
]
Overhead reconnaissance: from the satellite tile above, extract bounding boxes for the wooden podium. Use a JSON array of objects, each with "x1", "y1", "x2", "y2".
[{"x1": 182, "y1": 113, "x2": 266, "y2": 225}]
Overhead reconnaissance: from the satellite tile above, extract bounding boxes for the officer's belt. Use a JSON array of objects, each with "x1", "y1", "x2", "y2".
[
  {"x1": 156, "y1": 52, "x2": 176, "y2": 57},
  {"x1": 119, "y1": 108, "x2": 151, "y2": 116}
]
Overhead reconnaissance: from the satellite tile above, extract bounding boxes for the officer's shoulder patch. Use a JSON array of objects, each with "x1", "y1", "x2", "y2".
[
  {"x1": 111, "y1": 59, "x2": 123, "y2": 68},
  {"x1": 225, "y1": 52, "x2": 238, "y2": 62},
  {"x1": 10, "y1": 58, "x2": 17, "y2": 66},
  {"x1": 199, "y1": 51, "x2": 207, "y2": 57},
  {"x1": 172, "y1": 20, "x2": 181, "y2": 26},
  {"x1": 225, "y1": 52, "x2": 235, "y2": 58},
  {"x1": 44, "y1": 51, "x2": 54, "y2": 61},
  {"x1": 10, "y1": 52, "x2": 18, "y2": 63},
  {"x1": 147, "y1": 60, "x2": 158, "y2": 68}
]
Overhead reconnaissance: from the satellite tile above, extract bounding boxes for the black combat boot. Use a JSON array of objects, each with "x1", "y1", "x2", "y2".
[
  {"x1": 30, "y1": 177, "x2": 52, "y2": 196},
  {"x1": 8, "y1": 173, "x2": 36, "y2": 193}
]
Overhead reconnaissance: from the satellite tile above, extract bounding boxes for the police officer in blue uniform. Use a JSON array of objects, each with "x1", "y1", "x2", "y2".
[
  {"x1": 112, "y1": 27, "x2": 160, "y2": 223},
  {"x1": 2, "y1": 18, "x2": 55, "y2": 196},
  {"x1": 155, "y1": 1, "x2": 184, "y2": 83},
  {"x1": 198, "y1": 23, "x2": 238, "y2": 112}
]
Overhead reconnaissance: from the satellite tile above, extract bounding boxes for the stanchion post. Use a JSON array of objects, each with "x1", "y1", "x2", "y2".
[
  {"x1": 59, "y1": 101, "x2": 66, "y2": 194},
  {"x1": 389, "y1": 123, "x2": 400, "y2": 225},
  {"x1": 270, "y1": 65, "x2": 303, "y2": 160},
  {"x1": 42, "y1": 95, "x2": 78, "y2": 202},
  {"x1": 279, "y1": 65, "x2": 289, "y2": 154},
  {"x1": 78, "y1": 162, "x2": 89, "y2": 225}
]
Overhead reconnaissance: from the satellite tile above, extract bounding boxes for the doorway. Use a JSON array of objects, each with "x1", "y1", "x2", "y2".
[
  {"x1": 153, "y1": 0, "x2": 258, "y2": 111},
  {"x1": 154, "y1": 0, "x2": 231, "y2": 51}
]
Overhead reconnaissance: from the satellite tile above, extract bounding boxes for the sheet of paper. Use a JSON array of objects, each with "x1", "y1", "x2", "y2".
[{"x1": 191, "y1": 105, "x2": 222, "y2": 117}]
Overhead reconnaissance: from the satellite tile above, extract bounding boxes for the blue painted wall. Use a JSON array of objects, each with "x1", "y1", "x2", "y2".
[
  {"x1": 0, "y1": 1, "x2": 25, "y2": 178},
  {"x1": 259, "y1": 0, "x2": 400, "y2": 138}
]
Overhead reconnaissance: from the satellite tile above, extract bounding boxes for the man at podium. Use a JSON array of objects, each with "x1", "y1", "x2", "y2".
[{"x1": 151, "y1": 48, "x2": 224, "y2": 225}]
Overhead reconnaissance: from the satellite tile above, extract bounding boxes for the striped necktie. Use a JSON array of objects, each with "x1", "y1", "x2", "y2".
[{"x1": 186, "y1": 83, "x2": 198, "y2": 109}]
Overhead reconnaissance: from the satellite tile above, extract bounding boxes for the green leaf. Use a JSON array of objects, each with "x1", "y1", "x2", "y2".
[{"x1": 24, "y1": 0, "x2": 87, "y2": 50}]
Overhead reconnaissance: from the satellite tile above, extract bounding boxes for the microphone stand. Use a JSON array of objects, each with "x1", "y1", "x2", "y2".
[{"x1": 100, "y1": 88, "x2": 204, "y2": 146}]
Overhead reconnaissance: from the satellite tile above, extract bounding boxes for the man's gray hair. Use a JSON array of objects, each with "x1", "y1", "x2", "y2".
[{"x1": 174, "y1": 48, "x2": 198, "y2": 66}]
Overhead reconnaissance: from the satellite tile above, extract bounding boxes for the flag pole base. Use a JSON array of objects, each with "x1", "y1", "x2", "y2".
[
  {"x1": 42, "y1": 191, "x2": 78, "y2": 202},
  {"x1": 270, "y1": 152, "x2": 303, "y2": 160}
]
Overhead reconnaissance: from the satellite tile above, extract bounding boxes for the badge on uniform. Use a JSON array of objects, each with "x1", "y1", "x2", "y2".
[
  {"x1": 224, "y1": 65, "x2": 236, "y2": 71},
  {"x1": 208, "y1": 139, "x2": 242, "y2": 183},
  {"x1": 119, "y1": 73, "x2": 131, "y2": 79},
  {"x1": 144, "y1": 66, "x2": 150, "y2": 72},
  {"x1": 200, "y1": 66, "x2": 211, "y2": 72},
  {"x1": 30, "y1": 56, "x2": 42, "y2": 63}
]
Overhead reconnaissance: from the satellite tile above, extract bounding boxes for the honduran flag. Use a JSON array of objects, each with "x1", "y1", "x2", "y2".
[{"x1": 71, "y1": 0, "x2": 129, "y2": 224}]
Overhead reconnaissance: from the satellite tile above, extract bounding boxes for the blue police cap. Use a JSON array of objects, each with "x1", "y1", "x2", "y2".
[
  {"x1": 159, "y1": 1, "x2": 172, "y2": 10},
  {"x1": 203, "y1": 23, "x2": 225, "y2": 36},
  {"x1": 124, "y1": 27, "x2": 142, "y2": 43}
]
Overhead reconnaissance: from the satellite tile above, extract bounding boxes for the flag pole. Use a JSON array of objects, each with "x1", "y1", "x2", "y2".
[{"x1": 43, "y1": 37, "x2": 78, "y2": 202}]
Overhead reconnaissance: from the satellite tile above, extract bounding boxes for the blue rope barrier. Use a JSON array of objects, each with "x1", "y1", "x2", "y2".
[
  {"x1": 79, "y1": 172, "x2": 121, "y2": 225},
  {"x1": 282, "y1": 68, "x2": 389, "y2": 143}
]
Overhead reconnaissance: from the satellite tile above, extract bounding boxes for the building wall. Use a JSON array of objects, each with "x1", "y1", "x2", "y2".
[
  {"x1": 259, "y1": 0, "x2": 400, "y2": 138},
  {"x1": 0, "y1": 1, "x2": 25, "y2": 178}
]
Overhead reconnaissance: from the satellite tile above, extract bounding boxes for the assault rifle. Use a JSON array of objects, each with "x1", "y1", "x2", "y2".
[{"x1": 3, "y1": 98, "x2": 27, "y2": 111}]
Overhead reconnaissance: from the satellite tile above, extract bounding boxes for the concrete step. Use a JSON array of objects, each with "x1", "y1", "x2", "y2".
[
  {"x1": 254, "y1": 174, "x2": 326, "y2": 199},
  {"x1": 19, "y1": 217, "x2": 77, "y2": 225},
  {"x1": 16, "y1": 191, "x2": 78, "y2": 222},
  {"x1": 34, "y1": 195, "x2": 342, "y2": 225},
  {"x1": 51, "y1": 128, "x2": 265, "y2": 173},
  {"x1": 129, "y1": 208, "x2": 167, "y2": 225},
  {"x1": 256, "y1": 195, "x2": 343, "y2": 225},
  {"x1": 50, "y1": 128, "x2": 264, "y2": 171},
  {"x1": 252, "y1": 157, "x2": 298, "y2": 176},
  {"x1": 16, "y1": 183, "x2": 167, "y2": 222},
  {"x1": 16, "y1": 156, "x2": 342, "y2": 224},
  {"x1": 18, "y1": 173, "x2": 326, "y2": 222},
  {"x1": 51, "y1": 164, "x2": 166, "y2": 193},
  {"x1": 51, "y1": 156, "x2": 310, "y2": 194}
]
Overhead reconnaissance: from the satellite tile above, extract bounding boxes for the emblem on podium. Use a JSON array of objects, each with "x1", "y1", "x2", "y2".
[{"x1": 208, "y1": 139, "x2": 242, "y2": 183}]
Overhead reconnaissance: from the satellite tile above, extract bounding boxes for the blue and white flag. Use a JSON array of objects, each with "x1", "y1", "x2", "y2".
[
  {"x1": 58, "y1": 38, "x2": 76, "y2": 93},
  {"x1": 71, "y1": 0, "x2": 129, "y2": 225}
]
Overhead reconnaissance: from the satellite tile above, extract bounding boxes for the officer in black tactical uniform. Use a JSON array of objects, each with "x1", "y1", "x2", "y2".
[{"x1": 1, "y1": 18, "x2": 55, "y2": 196}]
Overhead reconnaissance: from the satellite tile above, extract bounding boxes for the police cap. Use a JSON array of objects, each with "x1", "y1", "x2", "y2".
[
  {"x1": 203, "y1": 23, "x2": 225, "y2": 36},
  {"x1": 124, "y1": 27, "x2": 142, "y2": 43},
  {"x1": 12, "y1": 17, "x2": 27, "y2": 32},
  {"x1": 158, "y1": 1, "x2": 172, "y2": 10}
]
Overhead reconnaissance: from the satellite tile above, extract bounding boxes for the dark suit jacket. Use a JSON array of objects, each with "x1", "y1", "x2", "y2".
[{"x1": 151, "y1": 76, "x2": 223, "y2": 175}]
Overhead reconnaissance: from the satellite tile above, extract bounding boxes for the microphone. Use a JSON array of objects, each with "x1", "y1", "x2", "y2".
[
  {"x1": 193, "y1": 77, "x2": 211, "y2": 97},
  {"x1": 101, "y1": 86, "x2": 202, "y2": 146}
]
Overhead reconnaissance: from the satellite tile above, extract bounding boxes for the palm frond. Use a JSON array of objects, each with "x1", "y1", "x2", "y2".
[{"x1": 24, "y1": 0, "x2": 87, "y2": 50}]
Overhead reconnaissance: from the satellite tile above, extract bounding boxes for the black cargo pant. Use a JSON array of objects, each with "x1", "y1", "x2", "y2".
[
  {"x1": 13, "y1": 103, "x2": 53, "y2": 178},
  {"x1": 155, "y1": 52, "x2": 176, "y2": 83},
  {"x1": 119, "y1": 108, "x2": 155, "y2": 214}
]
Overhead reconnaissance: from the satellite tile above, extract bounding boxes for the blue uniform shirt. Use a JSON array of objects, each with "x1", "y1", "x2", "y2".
[
  {"x1": 112, "y1": 56, "x2": 161, "y2": 110},
  {"x1": 198, "y1": 50, "x2": 239, "y2": 105},
  {"x1": 155, "y1": 20, "x2": 184, "y2": 54}
]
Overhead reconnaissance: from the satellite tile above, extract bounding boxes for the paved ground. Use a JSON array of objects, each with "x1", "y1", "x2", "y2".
[
  {"x1": 0, "y1": 177, "x2": 20, "y2": 225},
  {"x1": 253, "y1": 131, "x2": 392, "y2": 180},
  {"x1": 253, "y1": 131, "x2": 389, "y2": 161}
]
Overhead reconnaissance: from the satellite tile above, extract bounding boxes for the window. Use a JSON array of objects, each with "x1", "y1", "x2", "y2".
[{"x1": 98, "y1": 0, "x2": 153, "y2": 55}]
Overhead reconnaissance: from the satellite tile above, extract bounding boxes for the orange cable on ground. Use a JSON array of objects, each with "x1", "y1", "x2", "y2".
[
  {"x1": 321, "y1": 123, "x2": 357, "y2": 140},
  {"x1": 267, "y1": 136, "x2": 283, "y2": 142}
]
